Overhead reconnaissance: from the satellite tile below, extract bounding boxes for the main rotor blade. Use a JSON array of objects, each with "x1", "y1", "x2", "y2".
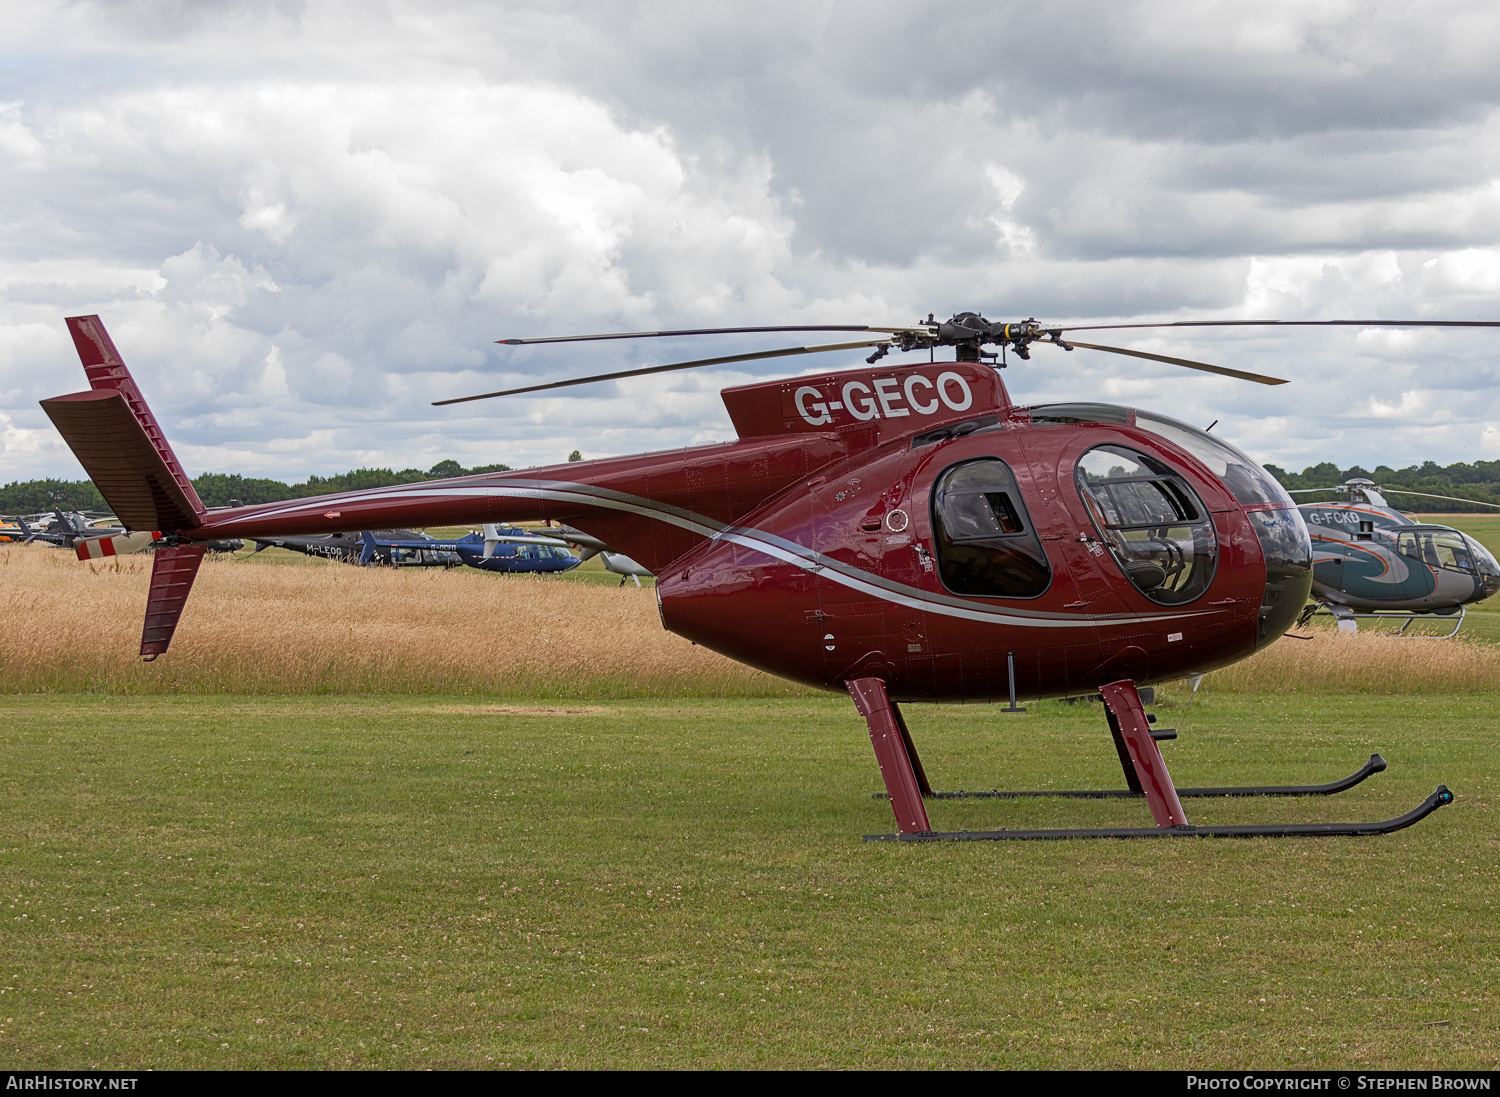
[
  {"x1": 1058, "y1": 319, "x2": 1500, "y2": 334},
  {"x1": 498, "y1": 325, "x2": 929, "y2": 345},
  {"x1": 1283, "y1": 486, "x2": 1500, "y2": 509},
  {"x1": 484, "y1": 533, "x2": 571, "y2": 545},
  {"x1": 1060, "y1": 340, "x2": 1289, "y2": 385},
  {"x1": 434, "y1": 339, "x2": 894, "y2": 405},
  {"x1": 1382, "y1": 489, "x2": 1500, "y2": 509}
]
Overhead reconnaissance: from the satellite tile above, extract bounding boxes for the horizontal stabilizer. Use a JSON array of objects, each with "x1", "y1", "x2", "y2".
[{"x1": 41, "y1": 389, "x2": 203, "y2": 531}]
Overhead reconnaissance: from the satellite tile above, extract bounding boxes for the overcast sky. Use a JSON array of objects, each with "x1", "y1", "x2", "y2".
[{"x1": 5, "y1": 0, "x2": 1500, "y2": 484}]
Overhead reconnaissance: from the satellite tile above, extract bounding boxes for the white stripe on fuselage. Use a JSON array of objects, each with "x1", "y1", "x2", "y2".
[{"x1": 238, "y1": 477, "x2": 1223, "y2": 630}]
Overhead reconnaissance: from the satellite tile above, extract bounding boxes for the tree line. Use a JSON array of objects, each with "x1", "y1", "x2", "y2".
[
  {"x1": 0, "y1": 460, "x2": 511, "y2": 513},
  {"x1": 7, "y1": 456, "x2": 1500, "y2": 515},
  {"x1": 1262, "y1": 461, "x2": 1500, "y2": 511}
]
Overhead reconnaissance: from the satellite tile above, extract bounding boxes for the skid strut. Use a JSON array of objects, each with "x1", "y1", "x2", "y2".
[
  {"x1": 866, "y1": 787, "x2": 1455, "y2": 842},
  {"x1": 847, "y1": 677, "x2": 931, "y2": 834},
  {"x1": 851, "y1": 676, "x2": 1454, "y2": 841}
]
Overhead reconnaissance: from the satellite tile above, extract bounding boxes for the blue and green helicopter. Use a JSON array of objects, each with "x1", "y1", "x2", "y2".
[{"x1": 1290, "y1": 478, "x2": 1500, "y2": 634}]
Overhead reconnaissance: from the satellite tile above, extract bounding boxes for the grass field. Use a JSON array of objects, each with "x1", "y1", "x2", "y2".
[
  {"x1": 1, "y1": 693, "x2": 1495, "y2": 1070},
  {"x1": 0, "y1": 543, "x2": 789, "y2": 697},
  {"x1": 1, "y1": 518, "x2": 1498, "y2": 1069}
]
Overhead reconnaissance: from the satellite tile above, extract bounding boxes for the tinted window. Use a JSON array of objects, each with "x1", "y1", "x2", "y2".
[{"x1": 932, "y1": 459, "x2": 1051, "y2": 598}]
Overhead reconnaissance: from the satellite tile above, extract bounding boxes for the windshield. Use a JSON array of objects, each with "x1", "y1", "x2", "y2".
[
  {"x1": 1396, "y1": 527, "x2": 1500, "y2": 577},
  {"x1": 1131, "y1": 410, "x2": 1295, "y2": 510}
]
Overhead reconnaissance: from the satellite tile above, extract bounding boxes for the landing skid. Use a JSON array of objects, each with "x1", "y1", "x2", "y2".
[
  {"x1": 883, "y1": 753, "x2": 1390, "y2": 801},
  {"x1": 847, "y1": 676, "x2": 1453, "y2": 842},
  {"x1": 1297, "y1": 602, "x2": 1466, "y2": 637},
  {"x1": 866, "y1": 787, "x2": 1454, "y2": 842}
]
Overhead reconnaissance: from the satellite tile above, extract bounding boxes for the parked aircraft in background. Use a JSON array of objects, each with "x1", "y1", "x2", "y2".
[
  {"x1": 361, "y1": 526, "x2": 580, "y2": 574},
  {"x1": 545, "y1": 522, "x2": 654, "y2": 586},
  {"x1": 251, "y1": 529, "x2": 456, "y2": 566},
  {"x1": 1291, "y1": 478, "x2": 1500, "y2": 634}
]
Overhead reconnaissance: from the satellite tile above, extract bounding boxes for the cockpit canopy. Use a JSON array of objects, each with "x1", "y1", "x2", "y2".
[{"x1": 1029, "y1": 402, "x2": 1313, "y2": 643}]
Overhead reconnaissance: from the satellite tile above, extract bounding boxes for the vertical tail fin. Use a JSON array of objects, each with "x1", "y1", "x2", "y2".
[
  {"x1": 39, "y1": 316, "x2": 211, "y2": 659},
  {"x1": 39, "y1": 316, "x2": 206, "y2": 533}
]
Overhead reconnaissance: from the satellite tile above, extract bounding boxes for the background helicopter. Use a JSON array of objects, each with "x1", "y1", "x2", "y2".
[
  {"x1": 248, "y1": 525, "x2": 578, "y2": 573},
  {"x1": 15, "y1": 509, "x2": 135, "y2": 550},
  {"x1": 15, "y1": 509, "x2": 241, "y2": 558},
  {"x1": 1288, "y1": 478, "x2": 1500, "y2": 635},
  {"x1": 362, "y1": 526, "x2": 580, "y2": 575},
  {"x1": 42, "y1": 312, "x2": 1492, "y2": 841},
  {"x1": 544, "y1": 522, "x2": 653, "y2": 586},
  {"x1": 249, "y1": 529, "x2": 453, "y2": 565}
]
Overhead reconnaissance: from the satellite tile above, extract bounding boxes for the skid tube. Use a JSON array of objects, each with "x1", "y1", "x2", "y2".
[
  {"x1": 864, "y1": 786, "x2": 1454, "y2": 842},
  {"x1": 848, "y1": 675, "x2": 1454, "y2": 842},
  {"x1": 1299, "y1": 602, "x2": 1466, "y2": 638},
  {"x1": 882, "y1": 753, "x2": 1390, "y2": 802}
]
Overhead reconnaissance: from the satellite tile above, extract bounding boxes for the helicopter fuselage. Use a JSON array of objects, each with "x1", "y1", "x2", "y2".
[
  {"x1": 173, "y1": 372, "x2": 1314, "y2": 699},
  {"x1": 1298, "y1": 503, "x2": 1500, "y2": 612},
  {"x1": 658, "y1": 404, "x2": 1310, "y2": 699}
]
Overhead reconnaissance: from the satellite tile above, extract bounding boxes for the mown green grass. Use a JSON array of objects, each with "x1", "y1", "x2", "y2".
[{"x1": 1, "y1": 692, "x2": 1494, "y2": 1069}]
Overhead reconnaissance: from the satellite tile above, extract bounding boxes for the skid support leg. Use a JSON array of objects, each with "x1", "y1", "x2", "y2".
[
  {"x1": 848, "y1": 677, "x2": 931, "y2": 835},
  {"x1": 1098, "y1": 679, "x2": 1187, "y2": 828},
  {"x1": 1104, "y1": 703, "x2": 1145, "y2": 795},
  {"x1": 888, "y1": 698, "x2": 933, "y2": 798}
]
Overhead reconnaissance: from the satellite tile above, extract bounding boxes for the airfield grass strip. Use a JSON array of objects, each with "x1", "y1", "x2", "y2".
[{"x1": 0, "y1": 693, "x2": 1493, "y2": 1070}]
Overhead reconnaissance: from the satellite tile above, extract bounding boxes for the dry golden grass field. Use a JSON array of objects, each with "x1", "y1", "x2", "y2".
[
  {"x1": 0, "y1": 544, "x2": 799, "y2": 697},
  {"x1": 4, "y1": 540, "x2": 1500, "y2": 697}
]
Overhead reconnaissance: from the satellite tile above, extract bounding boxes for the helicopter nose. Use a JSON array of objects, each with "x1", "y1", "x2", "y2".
[
  {"x1": 1463, "y1": 534, "x2": 1500, "y2": 598},
  {"x1": 1249, "y1": 507, "x2": 1314, "y2": 650}
]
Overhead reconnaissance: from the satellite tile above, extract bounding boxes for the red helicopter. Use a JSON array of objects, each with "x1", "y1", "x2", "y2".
[{"x1": 42, "y1": 313, "x2": 1486, "y2": 841}]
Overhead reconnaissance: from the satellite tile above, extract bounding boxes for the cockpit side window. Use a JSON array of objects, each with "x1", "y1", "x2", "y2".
[
  {"x1": 1076, "y1": 445, "x2": 1218, "y2": 604},
  {"x1": 931, "y1": 459, "x2": 1051, "y2": 598},
  {"x1": 1397, "y1": 528, "x2": 1481, "y2": 574}
]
